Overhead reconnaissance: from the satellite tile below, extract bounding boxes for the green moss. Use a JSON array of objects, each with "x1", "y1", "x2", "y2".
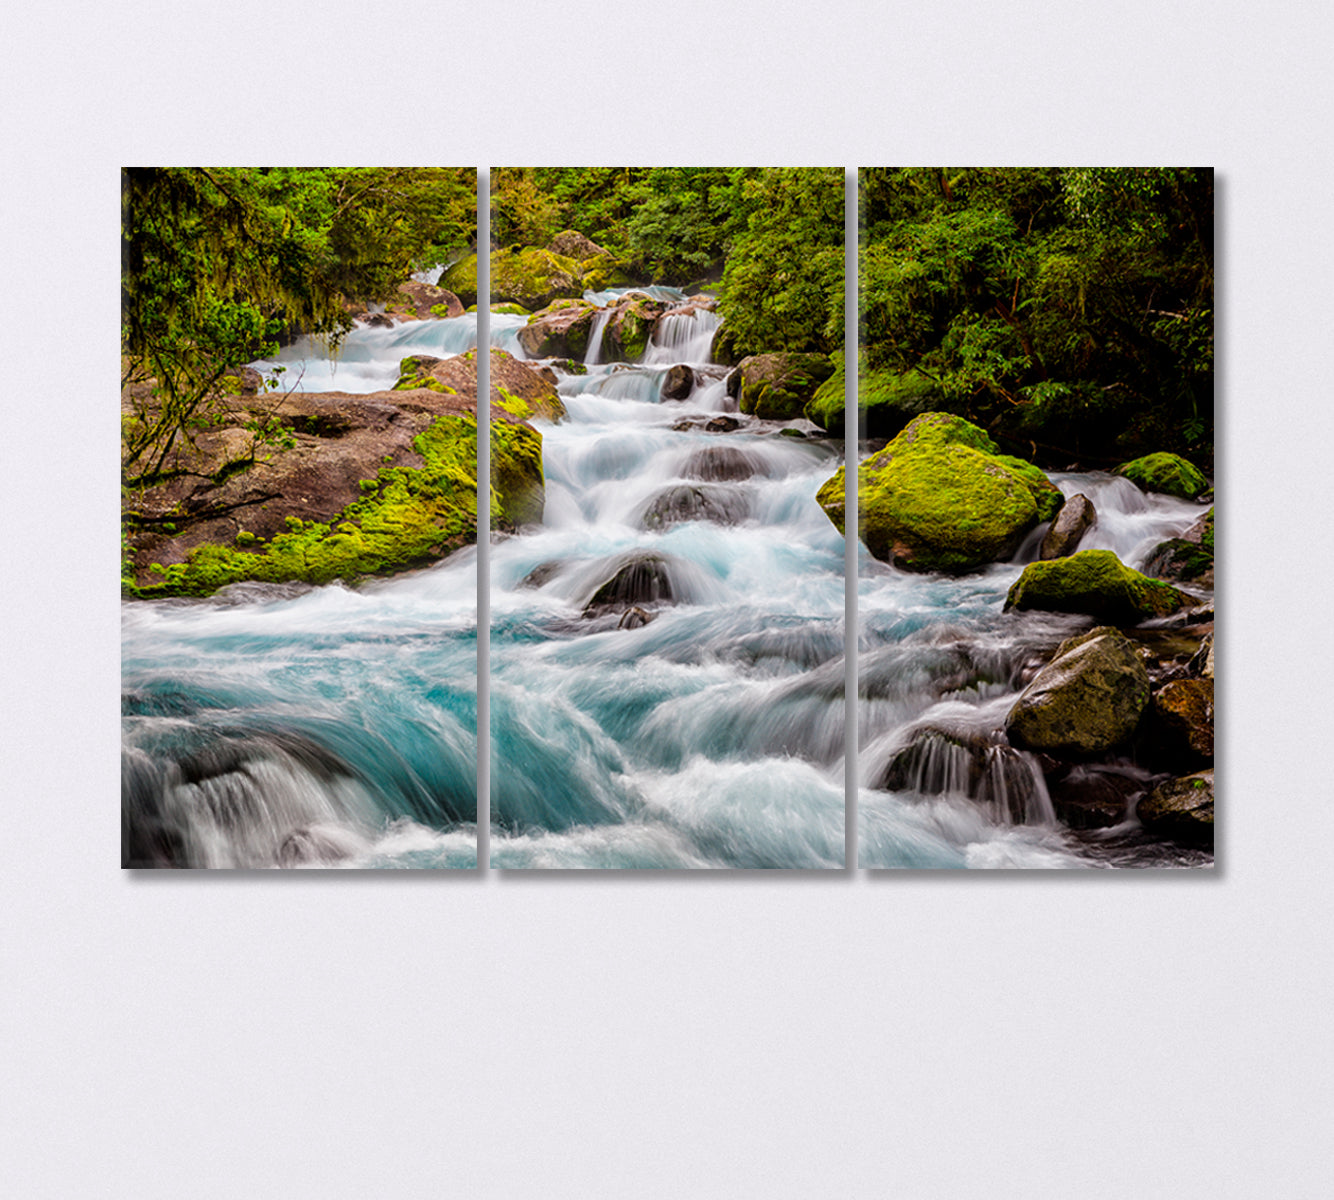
[
  {"x1": 132, "y1": 413, "x2": 519, "y2": 598},
  {"x1": 995, "y1": 455, "x2": 1064, "y2": 521},
  {"x1": 428, "y1": 303, "x2": 454, "y2": 319},
  {"x1": 858, "y1": 443, "x2": 1038, "y2": 571},
  {"x1": 817, "y1": 412, "x2": 1058, "y2": 573},
  {"x1": 235, "y1": 530, "x2": 256, "y2": 546},
  {"x1": 738, "y1": 353, "x2": 835, "y2": 420},
  {"x1": 1005, "y1": 548, "x2": 1189, "y2": 624},
  {"x1": 1115, "y1": 452, "x2": 1208, "y2": 498},
  {"x1": 393, "y1": 355, "x2": 456, "y2": 393},
  {"x1": 491, "y1": 303, "x2": 530, "y2": 316}
]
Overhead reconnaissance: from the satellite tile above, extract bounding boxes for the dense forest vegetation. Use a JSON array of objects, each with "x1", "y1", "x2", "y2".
[
  {"x1": 121, "y1": 167, "x2": 475, "y2": 484},
  {"x1": 490, "y1": 167, "x2": 844, "y2": 358},
  {"x1": 859, "y1": 168, "x2": 1213, "y2": 465}
]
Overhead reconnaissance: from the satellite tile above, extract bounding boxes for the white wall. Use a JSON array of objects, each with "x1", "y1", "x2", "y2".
[{"x1": 3, "y1": 3, "x2": 1331, "y2": 1196}]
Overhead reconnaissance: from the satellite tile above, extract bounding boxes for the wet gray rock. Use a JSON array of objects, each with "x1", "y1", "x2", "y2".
[{"x1": 1040, "y1": 493, "x2": 1096, "y2": 560}]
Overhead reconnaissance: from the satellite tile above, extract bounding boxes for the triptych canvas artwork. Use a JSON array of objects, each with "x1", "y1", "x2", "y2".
[{"x1": 121, "y1": 167, "x2": 1215, "y2": 870}]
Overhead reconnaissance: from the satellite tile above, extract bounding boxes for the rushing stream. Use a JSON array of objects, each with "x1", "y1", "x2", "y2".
[
  {"x1": 121, "y1": 287, "x2": 1212, "y2": 870},
  {"x1": 121, "y1": 312, "x2": 482, "y2": 869},
  {"x1": 857, "y1": 472, "x2": 1213, "y2": 869},
  {"x1": 487, "y1": 290, "x2": 848, "y2": 868}
]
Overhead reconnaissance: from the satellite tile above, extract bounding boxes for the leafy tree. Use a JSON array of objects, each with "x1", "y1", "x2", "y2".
[{"x1": 122, "y1": 167, "x2": 476, "y2": 485}]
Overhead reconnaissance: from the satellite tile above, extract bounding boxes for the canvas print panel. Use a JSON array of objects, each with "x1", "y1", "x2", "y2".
[
  {"x1": 121, "y1": 167, "x2": 481, "y2": 868},
  {"x1": 854, "y1": 167, "x2": 1215, "y2": 868},
  {"x1": 474, "y1": 168, "x2": 848, "y2": 868}
]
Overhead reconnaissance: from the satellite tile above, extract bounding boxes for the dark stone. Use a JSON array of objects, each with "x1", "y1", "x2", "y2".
[
  {"x1": 1047, "y1": 764, "x2": 1148, "y2": 829},
  {"x1": 1040, "y1": 493, "x2": 1097, "y2": 560},
  {"x1": 662, "y1": 364, "x2": 695, "y2": 400},
  {"x1": 581, "y1": 552, "x2": 684, "y2": 618},
  {"x1": 519, "y1": 560, "x2": 563, "y2": 589},
  {"x1": 639, "y1": 485, "x2": 750, "y2": 530},
  {"x1": 1004, "y1": 626, "x2": 1151, "y2": 758},
  {"x1": 1137, "y1": 770, "x2": 1214, "y2": 847},
  {"x1": 681, "y1": 445, "x2": 763, "y2": 482},
  {"x1": 1144, "y1": 678, "x2": 1214, "y2": 769}
]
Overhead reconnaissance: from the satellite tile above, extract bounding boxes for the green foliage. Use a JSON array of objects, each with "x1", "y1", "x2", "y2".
[
  {"x1": 122, "y1": 168, "x2": 476, "y2": 486},
  {"x1": 489, "y1": 168, "x2": 844, "y2": 355},
  {"x1": 859, "y1": 167, "x2": 1213, "y2": 462}
]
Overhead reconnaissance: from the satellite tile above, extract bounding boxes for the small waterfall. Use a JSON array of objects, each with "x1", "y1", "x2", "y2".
[
  {"x1": 644, "y1": 308, "x2": 720, "y2": 365},
  {"x1": 584, "y1": 308, "x2": 614, "y2": 366}
]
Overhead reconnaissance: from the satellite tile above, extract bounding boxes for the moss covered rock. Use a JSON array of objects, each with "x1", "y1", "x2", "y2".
[
  {"x1": 601, "y1": 295, "x2": 668, "y2": 363},
  {"x1": 441, "y1": 246, "x2": 594, "y2": 312},
  {"x1": 1004, "y1": 626, "x2": 1151, "y2": 758},
  {"x1": 123, "y1": 354, "x2": 554, "y2": 598},
  {"x1": 395, "y1": 349, "x2": 566, "y2": 423},
  {"x1": 733, "y1": 352, "x2": 834, "y2": 420},
  {"x1": 517, "y1": 299, "x2": 599, "y2": 360},
  {"x1": 1005, "y1": 548, "x2": 1189, "y2": 624},
  {"x1": 387, "y1": 280, "x2": 464, "y2": 321},
  {"x1": 817, "y1": 412, "x2": 1058, "y2": 573},
  {"x1": 1115, "y1": 452, "x2": 1209, "y2": 499}
]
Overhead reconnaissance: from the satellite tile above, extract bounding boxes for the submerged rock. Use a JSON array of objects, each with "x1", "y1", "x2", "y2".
[
  {"x1": 581, "y1": 551, "x2": 687, "y2": 618},
  {"x1": 1115, "y1": 452, "x2": 1209, "y2": 499},
  {"x1": 1137, "y1": 769, "x2": 1214, "y2": 847},
  {"x1": 617, "y1": 606, "x2": 657, "y2": 630},
  {"x1": 681, "y1": 445, "x2": 764, "y2": 482},
  {"x1": 1047, "y1": 764, "x2": 1149, "y2": 829},
  {"x1": 1040, "y1": 494, "x2": 1097, "y2": 560},
  {"x1": 1005, "y1": 549, "x2": 1189, "y2": 624},
  {"x1": 1004, "y1": 626, "x2": 1151, "y2": 758},
  {"x1": 639, "y1": 484, "x2": 750, "y2": 530},
  {"x1": 817, "y1": 412, "x2": 1060, "y2": 574}
]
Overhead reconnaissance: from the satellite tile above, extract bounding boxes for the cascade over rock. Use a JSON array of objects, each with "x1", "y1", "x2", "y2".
[
  {"x1": 1004, "y1": 626, "x2": 1152, "y2": 758},
  {"x1": 817, "y1": 412, "x2": 1060, "y2": 573},
  {"x1": 1005, "y1": 548, "x2": 1189, "y2": 624},
  {"x1": 1144, "y1": 507, "x2": 1214, "y2": 585}
]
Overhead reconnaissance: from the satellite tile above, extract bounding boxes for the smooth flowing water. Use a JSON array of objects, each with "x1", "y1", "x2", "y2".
[
  {"x1": 857, "y1": 472, "x2": 1214, "y2": 869},
  {"x1": 488, "y1": 289, "x2": 847, "y2": 868},
  {"x1": 121, "y1": 312, "x2": 481, "y2": 869},
  {"x1": 122, "y1": 289, "x2": 1211, "y2": 871}
]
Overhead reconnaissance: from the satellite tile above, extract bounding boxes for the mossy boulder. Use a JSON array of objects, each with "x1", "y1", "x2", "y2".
[
  {"x1": 1137, "y1": 769, "x2": 1214, "y2": 847},
  {"x1": 601, "y1": 295, "x2": 668, "y2": 363},
  {"x1": 441, "y1": 247, "x2": 593, "y2": 312},
  {"x1": 734, "y1": 352, "x2": 835, "y2": 420},
  {"x1": 517, "y1": 299, "x2": 599, "y2": 360},
  {"x1": 395, "y1": 349, "x2": 566, "y2": 423},
  {"x1": 1004, "y1": 626, "x2": 1151, "y2": 758},
  {"x1": 1115, "y1": 452, "x2": 1209, "y2": 499},
  {"x1": 816, "y1": 412, "x2": 1059, "y2": 573},
  {"x1": 1005, "y1": 548, "x2": 1189, "y2": 624},
  {"x1": 803, "y1": 358, "x2": 953, "y2": 439},
  {"x1": 387, "y1": 280, "x2": 464, "y2": 321},
  {"x1": 546, "y1": 230, "x2": 611, "y2": 259},
  {"x1": 123, "y1": 353, "x2": 556, "y2": 598}
]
